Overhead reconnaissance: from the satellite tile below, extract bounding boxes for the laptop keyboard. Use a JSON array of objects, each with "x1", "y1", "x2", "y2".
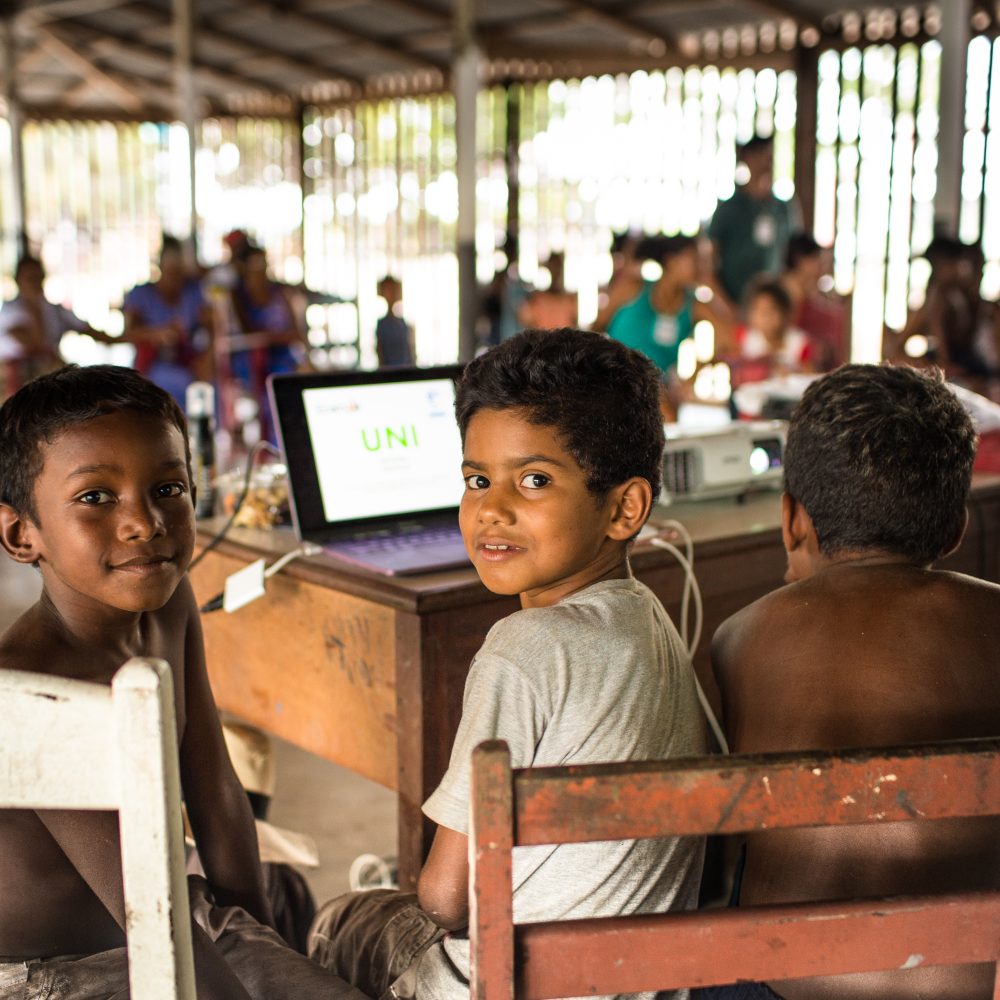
[{"x1": 333, "y1": 524, "x2": 463, "y2": 555}]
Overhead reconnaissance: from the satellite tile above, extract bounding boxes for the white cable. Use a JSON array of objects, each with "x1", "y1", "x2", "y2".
[
  {"x1": 263, "y1": 541, "x2": 321, "y2": 580},
  {"x1": 649, "y1": 525, "x2": 730, "y2": 756}
]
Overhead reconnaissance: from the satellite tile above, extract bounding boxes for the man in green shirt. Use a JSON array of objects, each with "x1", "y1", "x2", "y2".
[{"x1": 708, "y1": 136, "x2": 798, "y2": 308}]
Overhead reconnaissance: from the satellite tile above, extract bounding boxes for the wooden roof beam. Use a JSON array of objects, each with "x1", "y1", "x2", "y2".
[
  {"x1": 300, "y1": 0, "x2": 451, "y2": 26},
  {"x1": 80, "y1": 22, "x2": 287, "y2": 97},
  {"x1": 33, "y1": 22, "x2": 143, "y2": 111},
  {"x1": 553, "y1": 0, "x2": 677, "y2": 51},
  {"x1": 233, "y1": 0, "x2": 448, "y2": 72},
  {"x1": 124, "y1": 0, "x2": 366, "y2": 87},
  {"x1": 741, "y1": 0, "x2": 823, "y2": 31},
  {"x1": 16, "y1": 0, "x2": 133, "y2": 26}
]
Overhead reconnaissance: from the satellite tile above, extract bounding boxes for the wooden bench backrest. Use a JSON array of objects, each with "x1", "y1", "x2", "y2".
[
  {"x1": 469, "y1": 738, "x2": 1000, "y2": 1000},
  {"x1": 0, "y1": 658, "x2": 196, "y2": 1000}
]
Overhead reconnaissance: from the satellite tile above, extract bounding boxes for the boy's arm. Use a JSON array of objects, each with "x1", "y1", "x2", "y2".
[
  {"x1": 418, "y1": 650, "x2": 544, "y2": 931},
  {"x1": 417, "y1": 825, "x2": 469, "y2": 930},
  {"x1": 36, "y1": 809, "x2": 254, "y2": 998},
  {"x1": 176, "y1": 579, "x2": 273, "y2": 927}
]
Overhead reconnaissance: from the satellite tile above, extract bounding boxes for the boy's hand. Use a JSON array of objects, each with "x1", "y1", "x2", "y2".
[{"x1": 417, "y1": 825, "x2": 469, "y2": 931}]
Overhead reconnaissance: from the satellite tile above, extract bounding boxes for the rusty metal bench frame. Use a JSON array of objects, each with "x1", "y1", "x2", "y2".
[{"x1": 469, "y1": 738, "x2": 1000, "y2": 1000}]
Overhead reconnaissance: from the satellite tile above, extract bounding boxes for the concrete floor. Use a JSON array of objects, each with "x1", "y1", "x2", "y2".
[{"x1": 0, "y1": 554, "x2": 396, "y2": 907}]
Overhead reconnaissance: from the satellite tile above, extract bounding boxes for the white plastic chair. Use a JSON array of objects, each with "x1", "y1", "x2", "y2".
[{"x1": 0, "y1": 657, "x2": 196, "y2": 1000}]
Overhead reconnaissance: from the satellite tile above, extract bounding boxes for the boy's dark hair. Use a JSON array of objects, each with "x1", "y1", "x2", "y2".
[
  {"x1": 455, "y1": 328, "x2": 665, "y2": 503},
  {"x1": 159, "y1": 235, "x2": 183, "y2": 260},
  {"x1": 0, "y1": 365, "x2": 189, "y2": 520},
  {"x1": 14, "y1": 255, "x2": 43, "y2": 281},
  {"x1": 785, "y1": 232, "x2": 821, "y2": 271},
  {"x1": 635, "y1": 233, "x2": 694, "y2": 266},
  {"x1": 745, "y1": 276, "x2": 792, "y2": 317},
  {"x1": 784, "y1": 364, "x2": 976, "y2": 566},
  {"x1": 738, "y1": 135, "x2": 773, "y2": 159}
]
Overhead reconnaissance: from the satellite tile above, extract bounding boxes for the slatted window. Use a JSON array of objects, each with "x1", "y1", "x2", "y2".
[
  {"x1": 812, "y1": 41, "x2": 941, "y2": 362},
  {"x1": 960, "y1": 32, "x2": 1000, "y2": 300}
]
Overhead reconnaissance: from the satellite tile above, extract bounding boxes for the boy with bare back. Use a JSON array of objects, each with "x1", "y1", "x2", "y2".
[
  {"x1": 706, "y1": 364, "x2": 1000, "y2": 1000},
  {"x1": 0, "y1": 365, "x2": 369, "y2": 999}
]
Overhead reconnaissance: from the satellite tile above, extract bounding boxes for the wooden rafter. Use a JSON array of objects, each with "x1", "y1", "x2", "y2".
[
  {"x1": 124, "y1": 0, "x2": 366, "y2": 87},
  {"x1": 313, "y1": 0, "x2": 449, "y2": 26},
  {"x1": 554, "y1": 0, "x2": 676, "y2": 49},
  {"x1": 34, "y1": 22, "x2": 143, "y2": 111},
  {"x1": 74, "y1": 20, "x2": 287, "y2": 96},
  {"x1": 230, "y1": 0, "x2": 448, "y2": 72},
  {"x1": 17, "y1": 0, "x2": 133, "y2": 25},
  {"x1": 741, "y1": 0, "x2": 822, "y2": 31}
]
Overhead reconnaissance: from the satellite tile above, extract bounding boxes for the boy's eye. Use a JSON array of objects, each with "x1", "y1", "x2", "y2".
[
  {"x1": 156, "y1": 482, "x2": 188, "y2": 499},
  {"x1": 520, "y1": 472, "x2": 551, "y2": 490},
  {"x1": 77, "y1": 489, "x2": 114, "y2": 505},
  {"x1": 464, "y1": 474, "x2": 490, "y2": 491}
]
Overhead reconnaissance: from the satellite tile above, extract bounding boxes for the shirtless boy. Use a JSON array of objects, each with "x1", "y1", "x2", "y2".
[
  {"x1": 708, "y1": 364, "x2": 1000, "y2": 1000},
  {"x1": 0, "y1": 365, "x2": 368, "y2": 1000}
]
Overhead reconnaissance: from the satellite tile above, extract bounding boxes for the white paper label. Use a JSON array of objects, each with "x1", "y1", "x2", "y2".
[{"x1": 223, "y1": 558, "x2": 267, "y2": 613}]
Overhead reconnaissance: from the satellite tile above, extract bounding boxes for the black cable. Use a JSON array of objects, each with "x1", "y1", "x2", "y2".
[{"x1": 189, "y1": 439, "x2": 281, "y2": 573}]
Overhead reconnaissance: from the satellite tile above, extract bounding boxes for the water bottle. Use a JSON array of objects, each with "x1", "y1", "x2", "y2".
[{"x1": 186, "y1": 382, "x2": 216, "y2": 520}]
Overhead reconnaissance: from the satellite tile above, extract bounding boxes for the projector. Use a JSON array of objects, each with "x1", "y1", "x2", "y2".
[{"x1": 660, "y1": 420, "x2": 788, "y2": 502}]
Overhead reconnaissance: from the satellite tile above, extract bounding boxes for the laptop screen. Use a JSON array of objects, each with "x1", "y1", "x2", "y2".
[{"x1": 269, "y1": 366, "x2": 465, "y2": 538}]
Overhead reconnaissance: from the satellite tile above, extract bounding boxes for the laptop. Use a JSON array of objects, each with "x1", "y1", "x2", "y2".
[{"x1": 268, "y1": 366, "x2": 470, "y2": 576}]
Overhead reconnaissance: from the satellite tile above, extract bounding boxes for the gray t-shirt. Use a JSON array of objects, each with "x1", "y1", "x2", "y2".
[{"x1": 419, "y1": 576, "x2": 707, "y2": 1000}]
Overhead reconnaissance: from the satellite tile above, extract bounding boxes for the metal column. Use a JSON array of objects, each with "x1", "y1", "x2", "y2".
[
  {"x1": 454, "y1": 0, "x2": 479, "y2": 362},
  {"x1": 173, "y1": 0, "x2": 199, "y2": 262},
  {"x1": 935, "y1": 0, "x2": 971, "y2": 236},
  {"x1": 2, "y1": 14, "x2": 27, "y2": 257}
]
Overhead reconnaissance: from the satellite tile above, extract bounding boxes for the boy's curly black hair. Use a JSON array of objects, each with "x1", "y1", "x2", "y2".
[
  {"x1": 455, "y1": 328, "x2": 665, "y2": 503},
  {"x1": 784, "y1": 363, "x2": 976, "y2": 566},
  {"x1": 0, "y1": 365, "x2": 189, "y2": 521}
]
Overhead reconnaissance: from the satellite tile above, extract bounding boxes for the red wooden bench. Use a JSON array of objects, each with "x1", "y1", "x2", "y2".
[{"x1": 469, "y1": 738, "x2": 1000, "y2": 1000}]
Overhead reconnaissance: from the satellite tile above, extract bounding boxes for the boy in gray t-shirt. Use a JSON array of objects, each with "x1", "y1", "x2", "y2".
[{"x1": 309, "y1": 329, "x2": 706, "y2": 1000}]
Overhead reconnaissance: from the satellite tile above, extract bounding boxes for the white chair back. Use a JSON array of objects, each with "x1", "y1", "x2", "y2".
[{"x1": 1, "y1": 657, "x2": 196, "y2": 1000}]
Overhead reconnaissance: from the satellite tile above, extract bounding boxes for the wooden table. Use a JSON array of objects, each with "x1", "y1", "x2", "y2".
[{"x1": 189, "y1": 474, "x2": 1000, "y2": 888}]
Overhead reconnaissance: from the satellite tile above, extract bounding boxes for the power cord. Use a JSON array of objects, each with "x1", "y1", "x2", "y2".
[
  {"x1": 199, "y1": 542, "x2": 322, "y2": 613},
  {"x1": 189, "y1": 439, "x2": 282, "y2": 572},
  {"x1": 649, "y1": 521, "x2": 730, "y2": 755}
]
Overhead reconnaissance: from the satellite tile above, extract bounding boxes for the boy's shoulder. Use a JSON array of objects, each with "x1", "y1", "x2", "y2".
[
  {"x1": 0, "y1": 603, "x2": 51, "y2": 674},
  {"x1": 0, "y1": 577, "x2": 198, "y2": 683},
  {"x1": 482, "y1": 577, "x2": 666, "y2": 660},
  {"x1": 714, "y1": 564, "x2": 1000, "y2": 669}
]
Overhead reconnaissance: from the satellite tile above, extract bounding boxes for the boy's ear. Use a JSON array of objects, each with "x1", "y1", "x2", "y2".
[
  {"x1": 940, "y1": 506, "x2": 970, "y2": 560},
  {"x1": 781, "y1": 492, "x2": 821, "y2": 582},
  {"x1": 0, "y1": 504, "x2": 41, "y2": 566},
  {"x1": 607, "y1": 477, "x2": 653, "y2": 541},
  {"x1": 780, "y1": 492, "x2": 799, "y2": 553}
]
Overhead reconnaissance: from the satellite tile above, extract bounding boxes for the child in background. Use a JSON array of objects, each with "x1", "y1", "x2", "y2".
[
  {"x1": 720, "y1": 278, "x2": 811, "y2": 416},
  {"x1": 309, "y1": 329, "x2": 706, "y2": 1000},
  {"x1": 375, "y1": 276, "x2": 415, "y2": 367}
]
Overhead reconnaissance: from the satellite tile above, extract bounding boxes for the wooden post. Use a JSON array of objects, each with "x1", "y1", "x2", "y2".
[
  {"x1": 2, "y1": 14, "x2": 27, "y2": 257},
  {"x1": 503, "y1": 80, "x2": 520, "y2": 267},
  {"x1": 173, "y1": 0, "x2": 199, "y2": 263},
  {"x1": 935, "y1": 0, "x2": 971, "y2": 236},
  {"x1": 794, "y1": 43, "x2": 819, "y2": 237},
  {"x1": 454, "y1": 0, "x2": 480, "y2": 362}
]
